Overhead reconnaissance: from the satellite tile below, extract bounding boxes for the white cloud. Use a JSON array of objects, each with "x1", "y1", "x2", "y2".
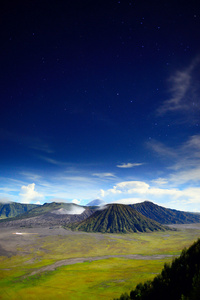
[
  {"x1": 148, "y1": 187, "x2": 181, "y2": 197},
  {"x1": 0, "y1": 197, "x2": 12, "y2": 203},
  {"x1": 117, "y1": 163, "x2": 144, "y2": 168},
  {"x1": 112, "y1": 181, "x2": 149, "y2": 194},
  {"x1": 102, "y1": 181, "x2": 149, "y2": 198},
  {"x1": 19, "y1": 183, "x2": 44, "y2": 204},
  {"x1": 72, "y1": 199, "x2": 81, "y2": 205},
  {"x1": 102, "y1": 180, "x2": 200, "y2": 210},
  {"x1": 100, "y1": 189, "x2": 105, "y2": 197},
  {"x1": 112, "y1": 198, "x2": 146, "y2": 204},
  {"x1": 108, "y1": 187, "x2": 122, "y2": 194},
  {"x1": 182, "y1": 187, "x2": 200, "y2": 204}
]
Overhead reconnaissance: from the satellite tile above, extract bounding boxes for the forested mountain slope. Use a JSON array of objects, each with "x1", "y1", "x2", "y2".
[
  {"x1": 131, "y1": 201, "x2": 200, "y2": 224},
  {"x1": 0, "y1": 202, "x2": 38, "y2": 219}
]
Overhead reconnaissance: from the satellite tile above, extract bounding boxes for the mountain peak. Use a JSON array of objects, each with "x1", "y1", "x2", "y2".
[
  {"x1": 131, "y1": 201, "x2": 200, "y2": 224},
  {"x1": 86, "y1": 199, "x2": 106, "y2": 206},
  {"x1": 65, "y1": 203, "x2": 168, "y2": 233}
]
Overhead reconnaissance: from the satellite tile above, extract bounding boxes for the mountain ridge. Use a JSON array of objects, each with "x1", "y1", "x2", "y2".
[
  {"x1": 0, "y1": 202, "x2": 38, "y2": 219},
  {"x1": 0, "y1": 202, "x2": 94, "y2": 227},
  {"x1": 1, "y1": 200, "x2": 200, "y2": 230},
  {"x1": 131, "y1": 201, "x2": 200, "y2": 224},
  {"x1": 65, "y1": 204, "x2": 169, "y2": 233}
]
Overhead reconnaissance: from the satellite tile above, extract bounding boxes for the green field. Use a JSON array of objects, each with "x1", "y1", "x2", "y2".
[{"x1": 0, "y1": 225, "x2": 200, "y2": 299}]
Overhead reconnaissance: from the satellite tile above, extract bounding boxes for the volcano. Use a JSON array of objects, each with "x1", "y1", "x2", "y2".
[{"x1": 65, "y1": 204, "x2": 168, "y2": 233}]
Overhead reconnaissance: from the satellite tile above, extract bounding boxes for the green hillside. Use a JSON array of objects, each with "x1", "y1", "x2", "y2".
[
  {"x1": 131, "y1": 201, "x2": 200, "y2": 224},
  {"x1": 65, "y1": 204, "x2": 168, "y2": 233},
  {"x1": 15, "y1": 202, "x2": 74, "y2": 218},
  {"x1": 0, "y1": 202, "x2": 38, "y2": 219},
  {"x1": 0, "y1": 202, "x2": 88, "y2": 221},
  {"x1": 115, "y1": 238, "x2": 200, "y2": 300}
]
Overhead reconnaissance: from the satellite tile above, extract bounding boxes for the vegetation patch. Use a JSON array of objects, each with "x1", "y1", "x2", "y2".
[
  {"x1": 1, "y1": 226, "x2": 200, "y2": 299},
  {"x1": 115, "y1": 238, "x2": 200, "y2": 300}
]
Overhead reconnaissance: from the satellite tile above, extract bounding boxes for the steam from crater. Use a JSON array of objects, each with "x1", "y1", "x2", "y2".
[{"x1": 52, "y1": 206, "x2": 85, "y2": 215}]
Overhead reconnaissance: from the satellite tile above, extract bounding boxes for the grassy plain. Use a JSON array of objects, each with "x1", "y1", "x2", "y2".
[{"x1": 0, "y1": 225, "x2": 200, "y2": 299}]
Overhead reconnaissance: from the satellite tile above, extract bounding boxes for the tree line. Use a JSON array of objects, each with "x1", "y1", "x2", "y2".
[{"x1": 114, "y1": 238, "x2": 200, "y2": 300}]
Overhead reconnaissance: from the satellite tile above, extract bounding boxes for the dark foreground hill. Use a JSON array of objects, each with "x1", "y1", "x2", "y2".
[
  {"x1": 115, "y1": 238, "x2": 200, "y2": 300},
  {"x1": 65, "y1": 204, "x2": 168, "y2": 233},
  {"x1": 0, "y1": 202, "x2": 38, "y2": 219},
  {"x1": 0, "y1": 202, "x2": 94, "y2": 227},
  {"x1": 131, "y1": 201, "x2": 200, "y2": 224}
]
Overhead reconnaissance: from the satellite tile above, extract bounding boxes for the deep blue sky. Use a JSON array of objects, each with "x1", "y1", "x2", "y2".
[{"x1": 1, "y1": 0, "x2": 200, "y2": 211}]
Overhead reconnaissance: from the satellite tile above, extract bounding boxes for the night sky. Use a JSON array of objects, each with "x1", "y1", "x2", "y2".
[{"x1": 1, "y1": 0, "x2": 200, "y2": 211}]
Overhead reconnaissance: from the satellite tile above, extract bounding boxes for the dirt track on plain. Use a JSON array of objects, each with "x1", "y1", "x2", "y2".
[
  {"x1": 1, "y1": 224, "x2": 199, "y2": 277},
  {"x1": 28, "y1": 253, "x2": 177, "y2": 277}
]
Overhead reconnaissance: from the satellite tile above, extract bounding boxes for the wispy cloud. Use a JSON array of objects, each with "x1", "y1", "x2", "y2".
[
  {"x1": 38, "y1": 155, "x2": 63, "y2": 165},
  {"x1": 58, "y1": 175, "x2": 96, "y2": 183},
  {"x1": 168, "y1": 167, "x2": 200, "y2": 185},
  {"x1": 0, "y1": 186, "x2": 20, "y2": 193},
  {"x1": 19, "y1": 172, "x2": 42, "y2": 181},
  {"x1": 157, "y1": 57, "x2": 200, "y2": 117},
  {"x1": 182, "y1": 135, "x2": 200, "y2": 157},
  {"x1": 92, "y1": 172, "x2": 116, "y2": 178},
  {"x1": 149, "y1": 134, "x2": 200, "y2": 186},
  {"x1": 29, "y1": 144, "x2": 53, "y2": 154},
  {"x1": 116, "y1": 163, "x2": 144, "y2": 168},
  {"x1": 149, "y1": 135, "x2": 200, "y2": 167},
  {"x1": 0, "y1": 129, "x2": 53, "y2": 153},
  {"x1": 151, "y1": 178, "x2": 168, "y2": 185},
  {"x1": 148, "y1": 140, "x2": 177, "y2": 158}
]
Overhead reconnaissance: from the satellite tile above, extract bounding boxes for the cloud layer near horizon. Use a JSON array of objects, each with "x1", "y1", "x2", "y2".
[{"x1": 100, "y1": 180, "x2": 200, "y2": 211}]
